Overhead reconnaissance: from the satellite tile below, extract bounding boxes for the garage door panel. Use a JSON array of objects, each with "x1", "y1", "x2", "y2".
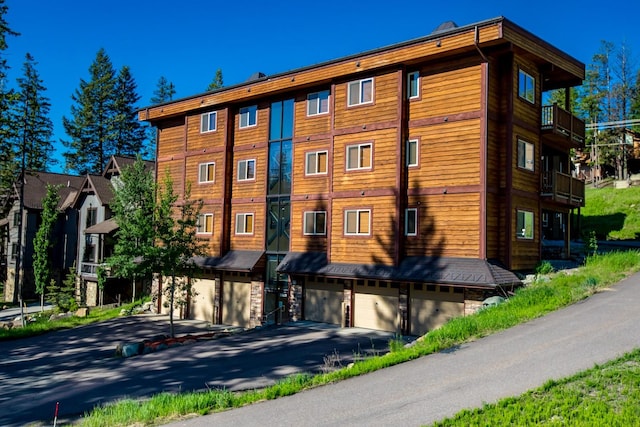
[
  {"x1": 191, "y1": 279, "x2": 216, "y2": 322},
  {"x1": 305, "y1": 282, "x2": 343, "y2": 325},
  {"x1": 410, "y1": 295, "x2": 463, "y2": 336},
  {"x1": 354, "y1": 292, "x2": 398, "y2": 332},
  {"x1": 222, "y1": 278, "x2": 251, "y2": 327}
]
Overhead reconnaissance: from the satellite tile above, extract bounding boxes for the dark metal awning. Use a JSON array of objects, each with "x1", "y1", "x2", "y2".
[
  {"x1": 193, "y1": 250, "x2": 264, "y2": 272},
  {"x1": 84, "y1": 218, "x2": 118, "y2": 234}
]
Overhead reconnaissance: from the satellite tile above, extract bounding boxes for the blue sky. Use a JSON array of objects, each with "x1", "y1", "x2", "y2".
[{"x1": 5, "y1": 0, "x2": 640, "y2": 172}]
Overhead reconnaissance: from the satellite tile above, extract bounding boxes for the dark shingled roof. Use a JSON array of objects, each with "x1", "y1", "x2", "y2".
[
  {"x1": 88, "y1": 175, "x2": 115, "y2": 206},
  {"x1": 84, "y1": 217, "x2": 118, "y2": 234},
  {"x1": 193, "y1": 250, "x2": 264, "y2": 272},
  {"x1": 277, "y1": 252, "x2": 521, "y2": 288},
  {"x1": 20, "y1": 171, "x2": 84, "y2": 210}
]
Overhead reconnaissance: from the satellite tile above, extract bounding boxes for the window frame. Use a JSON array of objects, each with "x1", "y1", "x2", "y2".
[
  {"x1": 516, "y1": 209, "x2": 534, "y2": 240},
  {"x1": 346, "y1": 142, "x2": 373, "y2": 171},
  {"x1": 344, "y1": 209, "x2": 371, "y2": 236},
  {"x1": 303, "y1": 211, "x2": 327, "y2": 236},
  {"x1": 405, "y1": 208, "x2": 418, "y2": 236},
  {"x1": 307, "y1": 90, "x2": 330, "y2": 116},
  {"x1": 197, "y1": 213, "x2": 214, "y2": 235},
  {"x1": 517, "y1": 139, "x2": 535, "y2": 171},
  {"x1": 407, "y1": 71, "x2": 420, "y2": 99},
  {"x1": 406, "y1": 139, "x2": 419, "y2": 167},
  {"x1": 305, "y1": 150, "x2": 328, "y2": 176},
  {"x1": 237, "y1": 159, "x2": 256, "y2": 181},
  {"x1": 518, "y1": 69, "x2": 535, "y2": 104},
  {"x1": 239, "y1": 105, "x2": 257, "y2": 129},
  {"x1": 200, "y1": 111, "x2": 217, "y2": 133},
  {"x1": 198, "y1": 162, "x2": 215, "y2": 183},
  {"x1": 347, "y1": 78, "x2": 374, "y2": 107},
  {"x1": 235, "y1": 213, "x2": 254, "y2": 235}
]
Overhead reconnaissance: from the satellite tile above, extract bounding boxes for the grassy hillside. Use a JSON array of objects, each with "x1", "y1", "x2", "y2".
[{"x1": 582, "y1": 185, "x2": 640, "y2": 240}]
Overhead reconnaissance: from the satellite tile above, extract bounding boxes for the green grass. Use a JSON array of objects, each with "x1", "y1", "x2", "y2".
[
  {"x1": 583, "y1": 185, "x2": 640, "y2": 240},
  {"x1": 430, "y1": 348, "x2": 640, "y2": 426},
  {"x1": 78, "y1": 250, "x2": 640, "y2": 427}
]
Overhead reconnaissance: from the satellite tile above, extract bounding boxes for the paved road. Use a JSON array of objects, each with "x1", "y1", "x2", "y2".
[
  {"x1": 168, "y1": 272, "x2": 640, "y2": 427},
  {"x1": 0, "y1": 316, "x2": 393, "y2": 426}
]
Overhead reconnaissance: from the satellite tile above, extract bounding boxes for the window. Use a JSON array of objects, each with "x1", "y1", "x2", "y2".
[
  {"x1": 304, "y1": 211, "x2": 326, "y2": 235},
  {"x1": 517, "y1": 139, "x2": 535, "y2": 171},
  {"x1": 86, "y1": 207, "x2": 97, "y2": 229},
  {"x1": 236, "y1": 213, "x2": 254, "y2": 235},
  {"x1": 11, "y1": 243, "x2": 18, "y2": 260},
  {"x1": 305, "y1": 151, "x2": 328, "y2": 175},
  {"x1": 407, "y1": 139, "x2": 419, "y2": 167},
  {"x1": 407, "y1": 71, "x2": 420, "y2": 99},
  {"x1": 518, "y1": 69, "x2": 535, "y2": 104},
  {"x1": 13, "y1": 211, "x2": 19, "y2": 227},
  {"x1": 239, "y1": 105, "x2": 257, "y2": 128},
  {"x1": 346, "y1": 143, "x2": 372, "y2": 170},
  {"x1": 238, "y1": 159, "x2": 256, "y2": 181},
  {"x1": 405, "y1": 208, "x2": 417, "y2": 236},
  {"x1": 198, "y1": 162, "x2": 215, "y2": 183},
  {"x1": 516, "y1": 210, "x2": 534, "y2": 240},
  {"x1": 345, "y1": 209, "x2": 370, "y2": 235},
  {"x1": 347, "y1": 78, "x2": 373, "y2": 106},
  {"x1": 307, "y1": 90, "x2": 329, "y2": 116},
  {"x1": 200, "y1": 111, "x2": 217, "y2": 133},
  {"x1": 197, "y1": 213, "x2": 213, "y2": 234}
]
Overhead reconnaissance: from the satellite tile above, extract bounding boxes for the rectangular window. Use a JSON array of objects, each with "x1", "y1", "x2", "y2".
[
  {"x1": 239, "y1": 105, "x2": 257, "y2": 128},
  {"x1": 345, "y1": 209, "x2": 370, "y2": 235},
  {"x1": 238, "y1": 159, "x2": 256, "y2": 181},
  {"x1": 198, "y1": 162, "x2": 215, "y2": 183},
  {"x1": 405, "y1": 208, "x2": 417, "y2": 236},
  {"x1": 236, "y1": 213, "x2": 254, "y2": 235},
  {"x1": 407, "y1": 71, "x2": 420, "y2": 99},
  {"x1": 517, "y1": 139, "x2": 535, "y2": 171},
  {"x1": 516, "y1": 210, "x2": 534, "y2": 240},
  {"x1": 346, "y1": 143, "x2": 372, "y2": 170},
  {"x1": 86, "y1": 207, "x2": 97, "y2": 229},
  {"x1": 307, "y1": 90, "x2": 330, "y2": 116},
  {"x1": 305, "y1": 151, "x2": 328, "y2": 175},
  {"x1": 347, "y1": 78, "x2": 373, "y2": 106},
  {"x1": 11, "y1": 243, "x2": 17, "y2": 260},
  {"x1": 518, "y1": 69, "x2": 535, "y2": 104},
  {"x1": 13, "y1": 211, "x2": 19, "y2": 227},
  {"x1": 197, "y1": 213, "x2": 213, "y2": 234},
  {"x1": 407, "y1": 139, "x2": 418, "y2": 167},
  {"x1": 200, "y1": 111, "x2": 217, "y2": 133},
  {"x1": 304, "y1": 211, "x2": 327, "y2": 235}
]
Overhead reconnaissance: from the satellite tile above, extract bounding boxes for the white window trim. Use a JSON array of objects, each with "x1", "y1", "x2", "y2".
[
  {"x1": 239, "y1": 105, "x2": 257, "y2": 129},
  {"x1": 200, "y1": 111, "x2": 217, "y2": 133},
  {"x1": 406, "y1": 139, "x2": 419, "y2": 167},
  {"x1": 307, "y1": 90, "x2": 330, "y2": 116},
  {"x1": 346, "y1": 143, "x2": 372, "y2": 171},
  {"x1": 344, "y1": 209, "x2": 371, "y2": 236},
  {"x1": 305, "y1": 150, "x2": 328, "y2": 176},
  {"x1": 237, "y1": 159, "x2": 256, "y2": 181},
  {"x1": 516, "y1": 210, "x2": 534, "y2": 240},
  {"x1": 347, "y1": 78, "x2": 374, "y2": 106},
  {"x1": 304, "y1": 211, "x2": 327, "y2": 235},
  {"x1": 198, "y1": 162, "x2": 215, "y2": 183},
  {"x1": 517, "y1": 139, "x2": 535, "y2": 171},
  {"x1": 197, "y1": 213, "x2": 213, "y2": 235},
  {"x1": 518, "y1": 69, "x2": 535, "y2": 104},
  {"x1": 405, "y1": 208, "x2": 417, "y2": 236},
  {"x1": 235, "y1": 213, "x2": 254, "y2": 235},
  {"x1": 407, "y1": 71, "x2": 420, "y2": 99}
]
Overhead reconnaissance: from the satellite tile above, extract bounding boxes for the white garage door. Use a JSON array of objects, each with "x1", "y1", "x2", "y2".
[
  {"x1": 410, "y1": 284, "x2": 464, "y2": 336},
  {"x1": 190, "y1": 278, "x2": 217, "y2": 323},
  {"x1": 222, "y1": 275, "x2": 252, "y2": 327},
  {"x1": 354, "y1": 282, "x2": 399, "y2": 332},
  {"x1": 305, "y1": 281, "x2": 344, "y2": 325}
]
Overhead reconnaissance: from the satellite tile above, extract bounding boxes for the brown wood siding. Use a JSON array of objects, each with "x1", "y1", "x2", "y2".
[
  {"x1": 231, "y1": 148, "x2": 268, "y2": 199},
  {"x1": 229, "y1": 202, "x2": 265, "y2": 251},
  {"x1": 157, "y1": 118, "x2": 184, "y2": 158},
  {"x1": 510, "y1": 194, "x2": 540, "y2": 269},
  {"x1": 186, "y1": 109, "x2": 227, "y2": 152},
  {"x1": 332, "y1": 129, "x2": 398, "y2": 193},
  {"x1": 405, "y1": 193, "x2": 480, "y2": 258},
  {"x1": 333, "y1": 71, "x2": 399, "y2": 130},
  {"x1": 156, "y1": 159, "x2": 185, "y2": 197},
  {"x1": 295, "y1": 92, "x2": 331, "y2": 136},
  {"x1": 408, "y1": 120, "x2": 481, "y2": 189},
  {"x1": 232, "y1": 103, "x2": 269, "y2": 146},
  {"x1": 186, "y1": 153, "x2": 225, "y2": 201},
  {"x1": 292, "y1": 139, "x2": 331, "y2": 197},
  {"x1": 196, "y1": 203, "x2": 223, "y2": 256},
  {"x1": 485, "y1": 191, "x2": 503, "y2": 260},
  {"x1": 290, "y1": 200, "x2": 329, "y2": 253},
  {"x1": 330, "y1": 196, "x2": 396, "y2": 265}
]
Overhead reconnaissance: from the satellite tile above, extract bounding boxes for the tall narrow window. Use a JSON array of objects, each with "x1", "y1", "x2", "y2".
[
  {"x1": 346, "y1": 143, "x2": 372, "y2": 170},
  {"x1": 200, "y1": 111, "x2": 217, "y2": 133},
  {"x1": 305, "y1": 151, "x2": 328, "y2": 175},
  {"x1": 347, "y1": 78, "x2": 374, "y2": 106},
  {"x1": 405, "y1": 208, "x2": 417, "y2": 236},
  {"x1": 518, "y1": 69, "x2": 535, "y2": 104},
  {"x1": 517, "y1": 140, "x2": 535, "y2": 171},
  {"x1": 307, "y1": 90, "x2": 330, "y2": 116},
  {"x1": 197, "y1": 213, "x2": 213, "y2": 234},
  {"x1": 198, "y1": 162, "x2": 215, "y2": 183},
  {"x1": 407, "y1": 139, "x2": 419, "y2": 167},
  {"x1": 516, "y1": 210, "x2": 534, "y2": 240},
  {"x1": 86, "y1": 207, "x2": 97, "y2": 229},
  {"x1": 236, "y1": 213, "x2": 254, "y2": 235},
  {"x1": 239, "y1": 105, "x2": 257, "y2": 128},
  {"x1": 345, "y1": 209, "x2": 370, "y2": 235},
  {"x1": 304, "y1": 211, "x2": 326, "y2": 235},
  {"x1": 238, "y1": 159, "x2": 256, "y2": 181},
  {"x1": 407, "y1": 71, "x2": 420, "y2": 99}
]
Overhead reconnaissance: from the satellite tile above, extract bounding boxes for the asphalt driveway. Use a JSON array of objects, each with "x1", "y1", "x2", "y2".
[{"x1": 0, "y1": 316, "x2": 395, "y2": 426}]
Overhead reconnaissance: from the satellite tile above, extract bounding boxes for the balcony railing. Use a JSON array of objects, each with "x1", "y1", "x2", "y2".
[
  {"x1": 80, "y1": 262, "x2": 106, "y2": 278},
  {"x1": 541, "y1": 170, "x2": 585, "y2": 207},
  {"x1": 541, "y1": 104, "x2": 585, "y2": 146}
]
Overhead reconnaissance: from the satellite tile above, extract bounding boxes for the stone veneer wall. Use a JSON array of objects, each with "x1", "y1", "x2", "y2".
[
  {"x1": 289, "y1": 281, "x2": 302, "y2": 322},
  {"x1": 249, "y1": 281, "x2": 263, "y2": 328}
]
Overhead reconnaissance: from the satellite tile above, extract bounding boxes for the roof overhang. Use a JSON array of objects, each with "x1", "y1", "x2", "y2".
[
  {"x1": 84, "y1": 218, "x2": 118, "y2": 234},
  {"x1": 194, "y1": 250, "x2": 264, "y2": 272}
]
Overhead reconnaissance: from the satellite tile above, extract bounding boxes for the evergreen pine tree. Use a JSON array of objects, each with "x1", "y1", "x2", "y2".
[
  {"x1": 112, "y1": 65, "x2": 146, "y2": 156},
  {"x1": 146, "y1": 76, "x2": 176, "y2": 158},
  {"x1": 206, "y1": 68, "x2": 224, "y2": 91},
  {"x1": 33, "y1": 184, "x2": 60, "y2": 310},
  {"x1": 16, "y1": 53, "x2": 55, "y2": 171}
]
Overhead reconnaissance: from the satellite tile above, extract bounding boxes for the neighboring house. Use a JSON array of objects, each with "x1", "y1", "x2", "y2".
[
  {"x1": 73, "y1": 156, "x2": 154, "y2": 306},
  {"x1": 2, "y1": 171, "x2": 84, "y2": 303},
  {"x1": 140, "y1": 17, "x2": 585, "y2": 335}
]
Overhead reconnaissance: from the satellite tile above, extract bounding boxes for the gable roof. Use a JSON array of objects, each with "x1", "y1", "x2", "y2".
[
  {"x1": 16, "y1": 171, "x2": 84, "y2": 211},
  {"x1": 104, "y1": 155, "x2": 155, "y2": 179}
]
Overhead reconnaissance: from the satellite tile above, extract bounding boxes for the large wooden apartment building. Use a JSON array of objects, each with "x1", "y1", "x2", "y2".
[{"x1": 140, "y1": 17, "x2": 585, "y2": 335}]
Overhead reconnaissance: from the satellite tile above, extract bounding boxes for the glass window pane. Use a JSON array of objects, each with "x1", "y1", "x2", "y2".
[
  {"x1": 240, "y1": 109, "x2": 248, "y2": 128},
  {"x1": 319, "y1": 91, "x2": 329, "y2": 113},
  {"x1": 270, "y1": 101, "x2": 282, "y2": 140},
  {"x1": 206, "y1": 214, "x2": 213, "y2": 232},
  {"x1": 304, "y1": 212, "x2": 314, "y2": 234},
  {"x1": 306, "y1": 152, "x2": 316, "y2": 174},
  {"x1": 406, "y1": 209, "x2": 416, "y2": 235},
  {"x1": 236, "y1": 215, "x2": 243, "y2": 233},
  {"x1": 362, "y1": 79, "x2": 372, "y2": 103},
  {"x1": 317, "y1": 212, "x2": 326, "y2": 234},
  {"x1": 361, "y1": 145, "x2": 371, "y2": 168},
  {"x1": 246, "y1": 214, "x2": 253, "y2": 233},
  {"x1": 347, "y1": 146, "x2": 358, "y2": 169},
  {"x1": 308, "y1": 94, "x2": 318, "y2": 115},
  {"x1": 407, "y1": 140, "x2": 417, "y2": 166},
  {"x1": 207, "y1": 163, "x2": 214, "y2": 180},
  {"x1": 348, "y1": 81, "x2": 359, "y2": 105},
  {"x1": 249, "y1": 106, "x2": 257, "y2": 126},
  {"x1": 247, "y1": 160, "x2": 255, "y2": 179},
  {"x1": 317, "y1": 152, "x2": 327, "y2": 173},
  {"x1": 238, "y1": 161, "x2": 246, "y2": 180},
  {"x1": 201, "y1": 114, "x2": 207, "y2": 132},
  {"x1": 282, "y1": 99, "x2": 294, "y2": 139},
  {"x1": 346, "y1": 211, "x2": 357, "y2": 233},
  {"x1": 359, "y1": 211, "x2": 370, "y2": 233}
]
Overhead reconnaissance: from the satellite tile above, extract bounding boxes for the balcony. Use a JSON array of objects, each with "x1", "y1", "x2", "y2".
[
  {"x1": 541, "y1": 104, "x2": 585, "y2": 148},
  {"x1": 80, "y1": 262, "x2": 108, "y2": 278},
  {"x1": 541, "y1": 170, "x2": 585, "y2": 207}
]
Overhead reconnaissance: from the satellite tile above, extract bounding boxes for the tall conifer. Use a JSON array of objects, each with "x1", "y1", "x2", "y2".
[{"x1": 112, "y1": 65, "x2": 146, "y2": 156}]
